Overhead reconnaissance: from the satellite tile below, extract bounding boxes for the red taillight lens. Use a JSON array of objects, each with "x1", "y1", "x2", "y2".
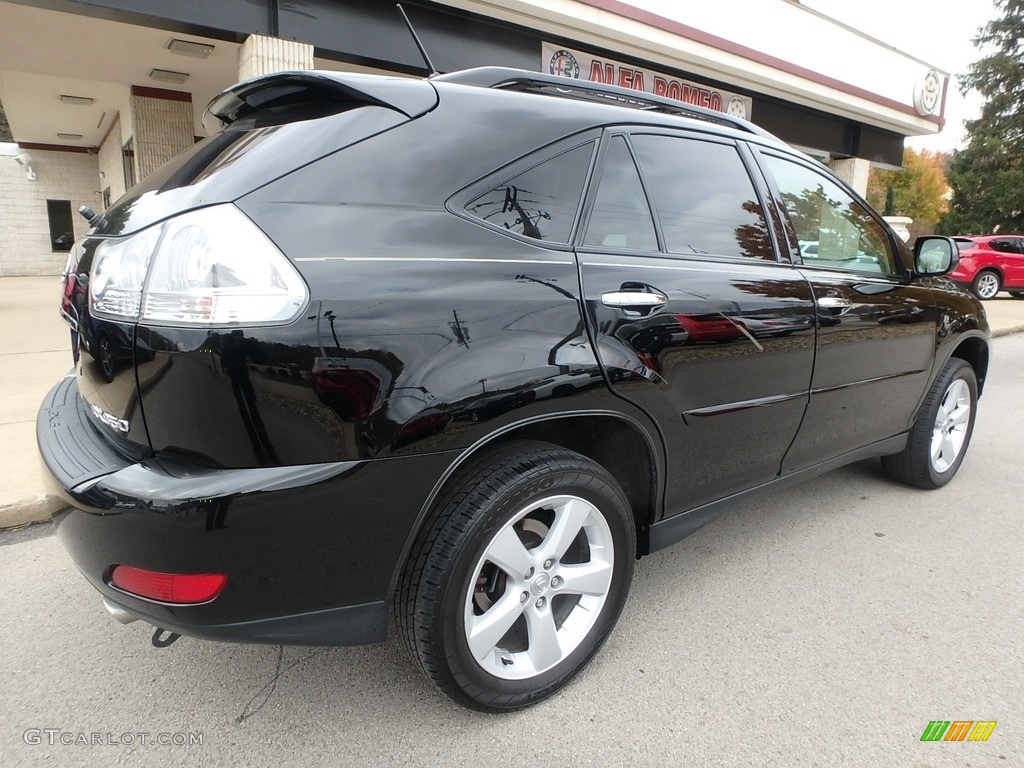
[{"x1": 110, "y1": 565, "x2": 227, "y2": 604}]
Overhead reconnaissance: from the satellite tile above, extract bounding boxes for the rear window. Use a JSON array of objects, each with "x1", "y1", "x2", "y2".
[{"x1": 92, "y1": 105, "x2": 407, "y2": 236}]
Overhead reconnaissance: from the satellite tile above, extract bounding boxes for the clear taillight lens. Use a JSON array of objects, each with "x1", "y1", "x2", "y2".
[
  {"x1": 90, "y1": 227, "x2": 161, "y2": 320},
  {"x1": 89, "y1": 205, "x2": 307, "y2": 326}
]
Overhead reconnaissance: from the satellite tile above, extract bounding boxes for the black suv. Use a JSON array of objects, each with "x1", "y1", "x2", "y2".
[{"x1": 39, "y1": 67, "x2": 989, "y2": 712}]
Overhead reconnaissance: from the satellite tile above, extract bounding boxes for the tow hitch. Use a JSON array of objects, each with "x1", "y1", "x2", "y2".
[
  {"x1": 152, "y1": 628, "x2": 181, "y2": 648},
  {"x1": 101, "y1": 598, "x2": 182, "y2": 647}
]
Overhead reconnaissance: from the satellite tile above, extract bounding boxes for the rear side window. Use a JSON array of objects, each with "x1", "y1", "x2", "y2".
[
  {"x1": 465, "y1": 142, "x2": 594, "y2": 242},
  {"x1": 991, "y1": 239, "x2": 1023, "y2": 254},
  {"x1": 582, "y1": 136, "x2": 658, "y2": 251},
  {"x1": 630, "y1": 135, "x2": 774, "y2": 260}
]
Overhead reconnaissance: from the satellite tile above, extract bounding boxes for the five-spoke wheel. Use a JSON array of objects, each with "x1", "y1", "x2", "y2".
[
  {"x1": 929, "y1": 377, "x2": 972, "y2": 474},
  {"x1": 464, "y1": 494, "x2": 615, "y2": 680},
  {"x1": 396, "y1": 441, "x2": 634, "y2": 711},
  {"x1": 883, "y1": 358, "x2": 978, "y2": 489}
]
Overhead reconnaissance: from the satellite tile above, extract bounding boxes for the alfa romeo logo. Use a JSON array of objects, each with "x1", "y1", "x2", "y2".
[{"x1": 549, "y1": 49, "x2": 580, "y2": 79}]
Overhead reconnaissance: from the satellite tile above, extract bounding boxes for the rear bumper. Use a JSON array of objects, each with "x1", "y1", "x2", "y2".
[
  {"x1": 94, "y1": 590, "x2": 389, "y2": 646},
  {"x1": 38, "y1": 376, "x2": 457, "y2": 645}
]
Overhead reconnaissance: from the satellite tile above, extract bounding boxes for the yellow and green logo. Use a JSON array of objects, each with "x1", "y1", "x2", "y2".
[{"x1": 920, "y1": 721, "x2": 997, "y2": 742}]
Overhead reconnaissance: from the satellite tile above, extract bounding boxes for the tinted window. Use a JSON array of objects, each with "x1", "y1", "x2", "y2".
[
  {"x1": 582, "y1": 136, "x2": 657, "y2": 251},
  {"x1": 764, "y1": 154, "x2": 897, "y2": 275},
  {"x1": 631, "y1": 135, "x2": 773, "y2": 260},
  {"x1": 466, "y1": 142, "x2": 594, "y2": 242},
  {"x1": 991, "y1": 239, "x2": 1022, "y2": 254}
]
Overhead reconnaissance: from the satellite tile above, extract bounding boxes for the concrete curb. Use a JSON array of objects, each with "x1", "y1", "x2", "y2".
[
  {"x1": 992, "y1": 324, "x2": 1024, "y2": 338},
  {"x1": 0, "y1": 494, "x2": 66, "y2": 530},
  {"x1": 3, "y1": 325, "x2": 1024, "y2": 532}
]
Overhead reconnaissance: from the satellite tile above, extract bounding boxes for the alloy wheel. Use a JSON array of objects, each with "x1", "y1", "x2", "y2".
[
  {"x1": 463, "y1": 494, "x2": 614, "y2": 680},
  {"x1": 930, "y1": 378, "x2": 972, "y2": 473},
  {"x1": 975, "y1": 272, "x2": 1000, "y2": 299}
]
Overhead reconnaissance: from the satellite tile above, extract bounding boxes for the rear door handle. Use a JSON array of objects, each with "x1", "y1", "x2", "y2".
[
  {"x1": 816, "y1": 296, "x2": 851, "y2": 310},
  {"x1": 601, "y1": 291, "x2": 668, "y2": 310}
]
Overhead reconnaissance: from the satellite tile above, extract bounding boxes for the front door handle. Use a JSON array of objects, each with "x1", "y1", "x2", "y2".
[{"x1": 601, "y1": 291, "x2": 668, "y2": 310}]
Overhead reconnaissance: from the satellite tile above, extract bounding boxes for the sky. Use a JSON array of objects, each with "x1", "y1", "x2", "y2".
[{"x1": 802, "y1": 0, "x2": 1000, "y2": 153}]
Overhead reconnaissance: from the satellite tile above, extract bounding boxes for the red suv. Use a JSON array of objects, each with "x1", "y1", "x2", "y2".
[{"x1": 949, "y1": 235, "x2": 1024, "y2": 299}]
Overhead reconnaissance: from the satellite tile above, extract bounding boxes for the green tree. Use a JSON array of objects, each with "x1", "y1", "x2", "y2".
[
  {"x1": 939, "y1": 0, "x2": 1024, "y2": 235},
  {"x1": 883, "y1": 183, "x2": 896, "y2": 216},
  {"x1": 866, "y1": 148, "x2": 949, "y2": 232}
]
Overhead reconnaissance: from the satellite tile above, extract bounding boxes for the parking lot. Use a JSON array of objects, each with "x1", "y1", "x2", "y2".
[{"x1": 0, "y1": 334, "x2": 1019, "y2": 767}]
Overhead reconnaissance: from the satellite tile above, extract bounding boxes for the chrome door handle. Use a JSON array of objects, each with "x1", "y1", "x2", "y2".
[
  {"x1": 816, "y1": 296, "x2": 851, "y2": 310},
  {"x1": 601, "y1": 291, "x2": 668, "y2": 310}
]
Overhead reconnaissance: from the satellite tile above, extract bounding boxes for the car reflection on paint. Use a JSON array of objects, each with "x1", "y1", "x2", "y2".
[{"x1": 310, "y1": 356, "x2": 391, "y2": 421}]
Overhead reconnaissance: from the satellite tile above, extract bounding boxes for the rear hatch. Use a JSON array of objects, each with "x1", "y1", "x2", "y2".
[{"x1": 61, "y1": 71, "x2": 438, "y2": 459}]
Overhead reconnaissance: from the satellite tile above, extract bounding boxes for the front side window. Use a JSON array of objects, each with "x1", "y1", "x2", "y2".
[
  {"x1": 631, "y1": 134, "x2": 774, "y2": 260},
  {"x1": 763, "y1": 154, "x2": 897, "y2": 275},
  {"x1": 465, "y1": 142, "x2": 595, "y2": 243}
]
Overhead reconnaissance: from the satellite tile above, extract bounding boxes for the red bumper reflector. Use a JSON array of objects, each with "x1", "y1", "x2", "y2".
[{"x1": 110, "y1": 565, "x2": 227, "y2": 604}]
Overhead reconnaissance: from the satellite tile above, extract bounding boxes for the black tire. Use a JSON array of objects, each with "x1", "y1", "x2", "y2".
[
  {"x1": 971, "y1": 269, "x2": 1001, "y2": 300},
  {"x1": 395, "y1": 440, "x2": 635, "y2": 712},
  {"x1": 881, "y1": 358, "x2": 978, "y2": 489},
  {"x1": 97, "y1": 334, "x2": 115, "y2": 383}
]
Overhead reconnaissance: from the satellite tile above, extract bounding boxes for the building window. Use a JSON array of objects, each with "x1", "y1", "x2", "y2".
[{"x1": 46, "y1": 200, "x2": 75, "y2": 252}]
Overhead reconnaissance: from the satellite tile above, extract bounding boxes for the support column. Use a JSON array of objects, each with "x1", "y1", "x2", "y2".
[
  {"x1": 828, "y1": 157, "x2": 871, "y2": 198},
  {"x1": 96, "y1": 114, "x2": 125, "y2": 207},
  {"x1": 238, "y1": 34, "x2": 314, "y2": 81},
  {"x1": 129, "y1": 86, "x2": 193, "y2": 182}
]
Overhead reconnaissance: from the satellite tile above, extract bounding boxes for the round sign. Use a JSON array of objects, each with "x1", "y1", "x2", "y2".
[{"x1": 914, "y1": 70, "x2": 941, "y2": 116}]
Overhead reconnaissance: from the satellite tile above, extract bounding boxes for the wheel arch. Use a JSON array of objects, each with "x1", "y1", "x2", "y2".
[
  {"x1": 949, "y1": 333, "x2": 990, "y2": 396},
  {"x1": 387, "y1": 410, "x2": 664, "y2": 599}
]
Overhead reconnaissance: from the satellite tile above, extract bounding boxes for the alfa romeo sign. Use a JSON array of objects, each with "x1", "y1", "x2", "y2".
[{"x1": 542, "y1": 42, "x2": 753, "y2": 120}]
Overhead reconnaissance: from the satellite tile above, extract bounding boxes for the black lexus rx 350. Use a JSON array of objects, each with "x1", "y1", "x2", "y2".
[{"x1": 39, "y1": 67, "x2": 990, "y2": 712}]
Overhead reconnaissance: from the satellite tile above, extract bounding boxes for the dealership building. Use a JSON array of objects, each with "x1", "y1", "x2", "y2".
[{"x1": 0, "y1": 0, "x2": 948, "y2": 276}]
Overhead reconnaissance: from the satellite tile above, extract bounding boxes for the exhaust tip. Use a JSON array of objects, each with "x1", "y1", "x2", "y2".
[{"x1": 103, "y1": 598, "x2": 139, "y2": 625}]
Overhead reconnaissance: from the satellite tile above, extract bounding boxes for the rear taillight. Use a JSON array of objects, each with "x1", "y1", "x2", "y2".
[
  {"x1": 89, "y1": 204, "x2": 307, "y2": 326},
  {"x1": 110, "y1": 565, "x2": 227, "y2": 604}
]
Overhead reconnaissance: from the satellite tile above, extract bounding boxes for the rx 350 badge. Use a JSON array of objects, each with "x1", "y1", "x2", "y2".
[
  {"x1": 549, "y1": 49, "x2": 581, "y2": 79},
  {"x1": 89, "y1": 402, "x2": 130, "y2": 433}
]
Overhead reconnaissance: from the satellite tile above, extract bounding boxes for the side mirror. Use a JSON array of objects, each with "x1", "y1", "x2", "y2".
[{"x1": 913, "y1": 236, "x2": 959, "y2": 276}]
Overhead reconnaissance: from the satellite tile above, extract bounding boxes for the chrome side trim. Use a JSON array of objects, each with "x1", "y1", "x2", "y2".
[
  {"x1": 683, "y1": 390, "x2": 808, "y2": 419},
  {"x1": 294, "y1": 257, "x2": 572, "y2": 265}
]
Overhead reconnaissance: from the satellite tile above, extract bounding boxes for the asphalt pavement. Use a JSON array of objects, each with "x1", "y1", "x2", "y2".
[{"x1": 1, "y1": 327, "x2": 1022, "y2": 766}]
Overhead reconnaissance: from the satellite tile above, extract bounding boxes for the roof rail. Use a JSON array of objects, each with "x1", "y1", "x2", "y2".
[{"x1": 434, "y1": 67, "x2": 776, "y2": 140}]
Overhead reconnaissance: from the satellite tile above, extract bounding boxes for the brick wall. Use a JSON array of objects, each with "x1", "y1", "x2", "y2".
[
  {"x1": 130, "y1": 90, "x2": 193, "y2": 181},
  {"x1": 0, "y1": 149, "x2": 100, "y2": 276}
]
